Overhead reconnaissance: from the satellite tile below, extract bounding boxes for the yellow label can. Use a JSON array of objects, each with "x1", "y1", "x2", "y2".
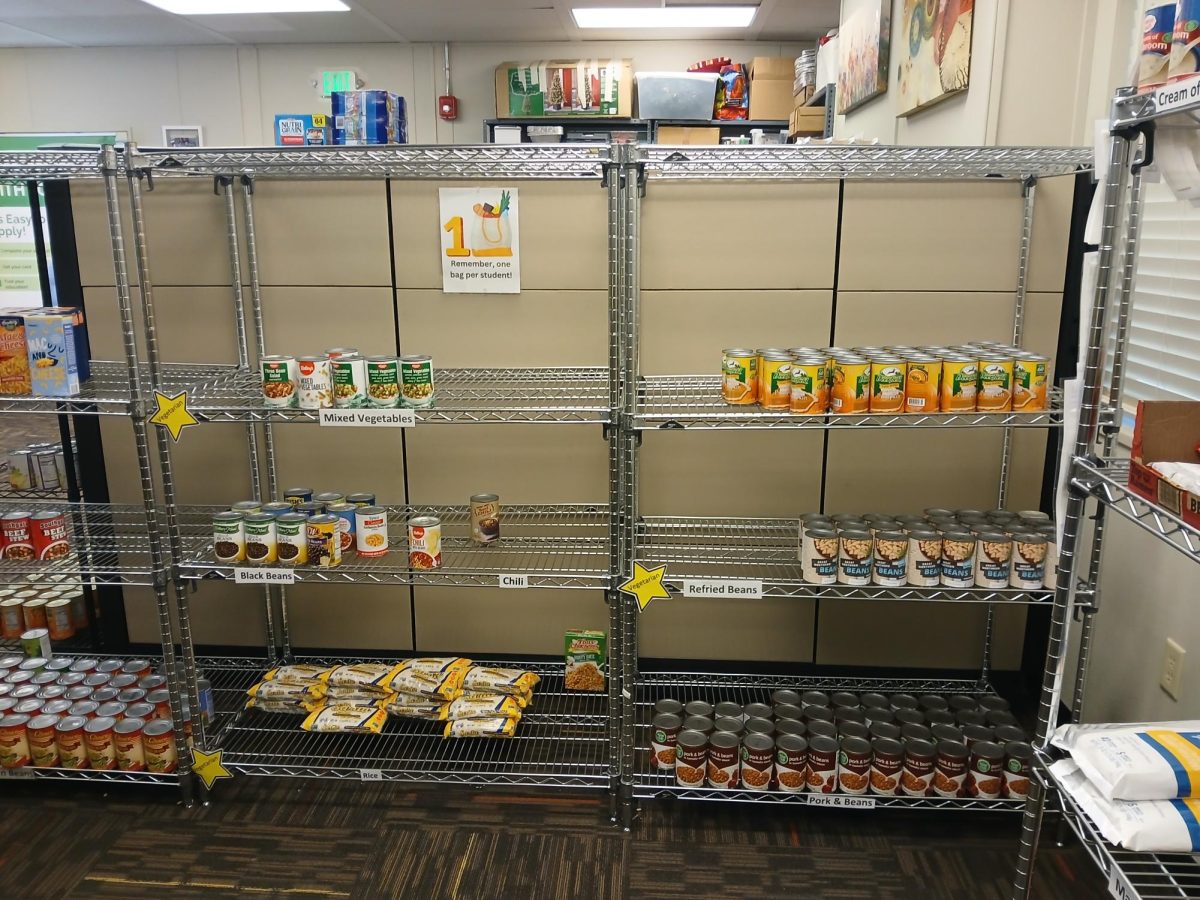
[
  {"x1": 831, "y1": 357, "x2": 871, "y2": 414},
  {"x1": 977, "y1": 355, "x2": 1014, "y2": 412},
  {"x1": 904, "y1": 357, "x2": 941, "y2": 413},
  {"x1": 758, "y1": 353, "x2": 793, "y2": 410},
  {"x1": 941, "y1": 357, "x2": 978, "y2": 412},
  {"x1": 721, "y1": 349, "x2": 758, "y2": 405},
  {"x1": 869, "y1": 358, "x2": 907, "y2": 414},
  {"x1": 789, "y1": 357, "x2": 827, "y2": 414},
  {"x1": 1012, "y1": 354, "x2": 1048, "y2": 411}
]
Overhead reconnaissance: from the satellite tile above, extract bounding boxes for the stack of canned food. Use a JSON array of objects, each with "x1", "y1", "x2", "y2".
[
  {"x1": 798, "y1": 507, "x2": 1055, "y2": 591},
  {"x1": 720, "y1": 342, "x2": 1049, "y2": 414},
  {"x1": 5, "y1": 440, "x2": 74, "y2": 493},
  {"x1": 0, "y1": 576, "x2": 88, "y2": 643},
  {"x1": 0, "y1": 508, "x2": 72, "y2": 562},
  {"x1": 0, "y1": 653, "x2": 197, "y2": 774},
  {"x1": 649, "y1": 688, "x2": 1033, "y2": 799},
  {"x1": 212, "y1": 490, "x2": 502, "y2": 571},
  {"x1": 261, "y1": 348, "x2": 435, "y2": 410}
]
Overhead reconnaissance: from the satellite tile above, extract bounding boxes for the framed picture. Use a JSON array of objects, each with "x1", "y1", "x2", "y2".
[
  {"x1": 897, "y1": 0, "x2": 974, "y2": 116},
  {"x1": 836, "y1": 2, "x2": 891, "y2": 114},
  {"x1": 162, "y1": 126, "x2": 203, "y2": 149}
]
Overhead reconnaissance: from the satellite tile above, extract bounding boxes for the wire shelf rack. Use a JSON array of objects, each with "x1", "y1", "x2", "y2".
[
  {"x1": 0, "y1": 149, "x2": 109, "y2": 180},
  {"x1": 1072, "y1": 458, "x2": 1200, "y2": 565},
  {"x1": 1036, "y1": 749, "x2": 1200, "y2": 898},
  {"x1": 0, "y1": 362, "x2": 239, "y2": 417},
  {"x1": 177, "y1": 504, "x2": 610, "y2": 589},
  {"x1": 1113, "y1": 76, "x2": 1200, "y2": 130},
  {"x1": 181, "y1": 367, "x2": 612, "y2": 425},
  {"x1": 632, "y1": 377, "x2": 1066, "y2": 430},
  {"x1": 632, "y1": 670, "x2": 1024, "y2": 809},
  {"x1": 198, "y1": 656, "x2": 609, "y2": 787},
  {"x1": 636, "y1": 516, "x2": 1053, "y2": 603},
  {"x1": 0, "y1": 501, "x2": 158, "y2": 586}
]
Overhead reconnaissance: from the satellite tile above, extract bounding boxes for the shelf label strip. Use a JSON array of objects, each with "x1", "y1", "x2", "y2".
[
  {"x1": 319, "y1": 408, "x2": 415, "y2": 427},
  {"x1": 804, "y1": 794, "x2": 876, "y2": 809},
  {"x1": 498, "y1": 574, "x2": 528, "y2": 588},
  {"x1": 234, "y1": 568, "x2": 296, "y2": 585},
  {"x1": 359, "y1": 768, "x2": 383, "y2": 781},
  {"x1": 1107, "y1": 866, "x2": 1135, "y2": 900},
  {"x1": 1152, "y1": 75, "x2": 1200, "y2": 117},
  {"x1": 682, "y1": 579, "x2": 762, "y2": 599},
  {"x1": 0, "y1": 768, "x2": 35, "y2": 780}
]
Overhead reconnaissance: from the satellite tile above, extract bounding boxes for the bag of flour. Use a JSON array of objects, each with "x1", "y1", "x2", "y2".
[{"x1": 1052, "y1": 721, "x2": 1200, "y2": 801}]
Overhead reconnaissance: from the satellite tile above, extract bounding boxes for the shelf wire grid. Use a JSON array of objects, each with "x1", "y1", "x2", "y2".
[
  {"x1": 636, "y1": 516, "x2": 1052, "y2": 603},
  {"x1": 1073, "y1": 458, "x2": 1200, "y2": 564},
  {"x1": 198, "y1": 656, "x2": 609, "y2": 786},
  {"x1": 0, "y1": 149, "x2": 109, "y2": 180},
  {"x1": 633, "y1": 376, "x2": 1066, "y2": 429},
  {"x1": 633, "y1": 670, "x2": 1023, "y2": 809},
  {"x1": 1113, "y1": 77, "x2": 1200, "y2": 129},
  {"x1": 0, "y1": 361, "x2": 239, "y2": 416},
  {"x1": 180, "y1": 366, "x2": 611, "y2": 424},
  {"x1": 177, "y1": 504, "x2": 611, "y2": 589}
]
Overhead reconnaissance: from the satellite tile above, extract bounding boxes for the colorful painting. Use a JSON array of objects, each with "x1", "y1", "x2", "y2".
[
  {"x1": 836, "y1": 2, "x2": 891, "y2": 114},
  {"x1": 897, "y1": 0, "x2": 974, "y2": 116}
]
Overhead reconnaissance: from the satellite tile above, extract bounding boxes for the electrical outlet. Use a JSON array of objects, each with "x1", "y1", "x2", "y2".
[{"x1": 1161, "y1": 638, "x2": 1186, "y2": 701}]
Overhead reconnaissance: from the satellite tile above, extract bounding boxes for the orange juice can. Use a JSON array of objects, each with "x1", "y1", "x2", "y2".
[
  {"x1": 976, "y1": 355, "x2": 1014, "y2": 412},
  {"x1": 789, "y1": 356, "x2": 827, "y2": 414},
  {"x1": 1012, "y1": 353, "x2": 1048, "y2": 411},
  {"x1": 758, "y1": 352, "x2": 793, "y2": 410},
  {"x1": 869, "y1": 357, "x2": 907, "y2": 414},
  {"x1": 721, "y1": 349, "x2": 758, "y2": 405},
  {"x1": 830, "y1": 357, "x2": 871, "y2": 414},
  {"x1": 904, "y1": 356, "x2": 941, "y2": 413},
  {"x1": 940, "y1": 356, "x2": 978, "y2": 412}
]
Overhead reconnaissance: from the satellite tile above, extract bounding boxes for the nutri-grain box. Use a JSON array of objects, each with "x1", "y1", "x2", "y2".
[
  {"x1": 564, "y1": 629, "x2": 606, "y2": 692},
  {"x1": 0, "y1": 311, "x2": 32, "y2": 396},
  {"x1": 25, "y1": 308, "x2": 85, "y2": 397}
]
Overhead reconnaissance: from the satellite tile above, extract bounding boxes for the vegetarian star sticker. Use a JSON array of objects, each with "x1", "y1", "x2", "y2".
[
  {"x1": 149, "y1": 390, "x2": 198, "y2": 442},
  {"x1": 191, "y1": 746, "x2": 232, "y2": 790},
  {"x1": 619, "y1": 562, "x2": 671, "y2": 611}
]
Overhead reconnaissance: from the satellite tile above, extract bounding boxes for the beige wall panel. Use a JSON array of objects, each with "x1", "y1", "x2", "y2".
[
  {"x1": 839, "y1": 183, "x2": 1024, "y2": 292},
  {"x1": 639, "y1": 597, "x2": 816, "y2": 663},
  {"x1": 404, "y1": 427, "x2": 607, "y2": 505},
  {"x1": 640, "y1": 431, "x2": 824, "y2": 517},
  {"x1": 259, "y1": 287, "x2": 395, "y2": 359},
  {"x1": 139, "y1": 181, "x2": 238, "y2": 286},
  {"x1": 84, "y1": 285, "x2": 241, "y2": 367},
  {"x1": 413, "y1": 588, "x2": 606, "y2": 656},
  {"x1": 269, "y1": 425, "x2": 407, "y2": 504},
  {"x1": 640, "y1": 290, "x2": 833, "y2": 375},
  {"x1": 81, "y1": 286, "x2": 125, "y2": 361},
  {"x1": 286, "y1": 584, "x2": 414, "y2": 652},
  {"x1": 390, "y1": 182, "x2": 608, "y2": 292},
  {"x1": 641, "y1": 184, "x2": 838, "y2": 291},
  {"x1": 252, "y1": 181, "x2": 390, "y2": 287},
  {"x1": 72, "y1": 182, "x2": 124, "y2": 288},
  {"x1": 1027, "y1": 177, "x2": 1074, "y2": 294},
  {"x1": 814, "y1": 602, "x2": 1027, "y2": 669},
  {"x1": 124, "y1": 585, "x2": 269, "y2": 649},
  {"x1": 397, "y1": 290, "x2": 608, "y2": 366},
  {"x1": 167, "y1": 424, "x2": 259, "y2": 505}
]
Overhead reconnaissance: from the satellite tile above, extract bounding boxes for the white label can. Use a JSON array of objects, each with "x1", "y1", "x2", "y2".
[
  {"x1": 837, "y1": 531, "x2": 873, "y2": 586},
  {"x1": 906, "y1": 531, "x2": 942, "y2": 587},
  {"x1": 974, "y1": 534, "x2": 1012, "y2": 589},
  {"x1": 297, "y1": 356, "x2": 333, "y2": 410},
  {"x1": 355, "y1": 506, "x2": 389, "y2": 557},
  {"x1": 1011, "y1": 533, "x2": 1047, "y2": 590},
  {"x1": 801, "y1": 528, "x2": 838, "y2": 585}
]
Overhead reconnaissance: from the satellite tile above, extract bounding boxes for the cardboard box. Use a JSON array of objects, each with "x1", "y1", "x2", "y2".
[
  {"x1": 25, "y1": 308, "x2": 85, "y2": 397},
  {"x1": 1128, "y1": 400, "x2": 1200, "y2": 528},
  {"x1": 789, "y1": 107, "x2": 826, "y2": 136},
  {"x1": 564, "y1": 629, "x2": 606, "y2": 692},
  {"x1": 274, "y1": 114, "x2": 332, "y2": 146},
  {"x1": 656, "y1": 125, "x2": 721, "y2": 145},
  {"x1": 749, "y1": 56, "x2": 797, "y2": 121},
  {"x1": 496, "y1": 59, "x2": 633, "y2": 118},
  {"x1": 331, "y1": 91, "x2": 407, "y2": 144},
  {"x1": 0, "y1": 311, "x2": 31, "y2": 396}
]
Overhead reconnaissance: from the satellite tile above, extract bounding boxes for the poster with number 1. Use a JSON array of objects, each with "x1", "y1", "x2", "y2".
[{"x1": 439, "y1": 187, "x2": 521, "y2": 294}]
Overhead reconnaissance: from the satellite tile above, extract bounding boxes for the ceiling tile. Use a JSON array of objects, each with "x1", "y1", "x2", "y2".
[{"x1": 0, "y1": 21, "x2": 71, "y2": 46}]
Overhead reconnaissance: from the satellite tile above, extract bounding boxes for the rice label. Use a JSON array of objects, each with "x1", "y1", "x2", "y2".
[
  {"x1": 318, "y1": 408, "x2": 415, "y2": 427},
  {"x1": 233, "y1": 568, "x2": 295, "y2": 584},
  {"x1": 682, "y1": 579, "x2": 763, "y2": 598}
]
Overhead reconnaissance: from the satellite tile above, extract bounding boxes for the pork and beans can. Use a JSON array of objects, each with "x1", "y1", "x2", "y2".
[
  {"x1": 407, "y1": 515, "x2": 442, "y2": 569},
  {"x1": 400, "y1": 354, "x2": 435, "y2": 408},
  {"x1": 30, "y1": 510, "x2": 69, "y2": 561},
  {"x1": 740, "y1": 733, "x2": 775, "y2": 791},
  {"x1": 1003, "y1": 741, "x2": 1033, "y2": 799},
  {"x1": 365, "y1": 356, "x2": 401, "y2": 408},
  {"x1": 332, "y1": 354, "x2": 367, "y2": 408},
  {"x1": 806, "y1": 733, "x2": 838, "y2": 792},
  {"x1": 297, "y1": 356, "x2": 333, "y2": 410},
  {"x1": 142, "y1": 719, "x2": 178, "y2": 773},
  {"x1": 869, "y1": 737, "x2": 904, "y2": 795},
  {"x1": 470, "y1": 493, "x2": 501, "y2": 545},
  {"x1": 902, "y1": 738, "x2": 936, "y2": 796},
  {"x1": 933, "y1": 740, "x2": 969, "y2": 797},
  {"x1": 261, "y1": 355, "x2": 298, "y2": 408},
  {"x1": 721, "y1": 348, "x2": 757, "y2": 405},
  {"x1": 650, "y1": 712, "x2": 681, "y2": 770},
  {"x1": 213, "y1": 511, "x2": 245, "y2": 564},
  {"x1": 674, "y1": 729, "x2": 707, "y2": 787},
  {"x1": 243, "y1": 513, "x2": 278, "y2": 566},
  {"x1": 775, "y1": 733, "x2": 808, "y2": 793},
  {"x1": 355, "y1": 506, "x2": 388, "y2": 557},
  {"x1": 275, "y1": 513, "x2": 308, "y2": 566},
  {"x1": 757, "y1": 352, "x2": 792, "y2": 410},
  {"x1": 306, "y1": 515, "x2": 342, "y2": 568},
  {"x1": 327, "y1": 502, "x2": 357, "y2": 556},
  {"x1": 837, "y1": 735, "x2": 872, "y2": 794},
  {"x1": 966, "y1": 740, "x2": 1005, "y2": 799},
  {"x1": 706, "y1": 729, "x2": 740, "y2": 788}
]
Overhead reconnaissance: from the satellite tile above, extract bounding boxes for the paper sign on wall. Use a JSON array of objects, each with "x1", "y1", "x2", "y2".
[{"x1": 439, "y1": 187, "x2": 520, "y2": 294}]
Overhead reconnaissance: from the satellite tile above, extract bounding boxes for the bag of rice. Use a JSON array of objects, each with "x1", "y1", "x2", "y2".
[
  {"x1": 263, "y1": 664, "x2": 334, "y2": 686},
  {"x1": 1053, "y1": 720, "x2": 1200, "y2": 800},
  {"x1": 386, "y1": 699, "x2": 449, "y2": 720},
  {"x1": 246, "y1": 697, "x2": 324, "y2": 714},
  {"x1": 446, "y1": 695, "x2": 523, "y2": 721},
  {"x1": 386, "y1": 665, "x2": 467, "y2": 701},
  {"x1": 444, "y1": 716, "x2": 519, "y2": 738},
  {"x1": 458, "y1": 690, "x2": 531, "y2": 709},
  {"x1": 461, "y1": 666, "x2": 540, "y2": 696},
  {"x1": 247, "y1": 681, "x2": 326, "y2": 702},
  {"x1": 324, "y1": 663, "x2": 402, "y2": 694},
  {"x1": 301, "y1": 704, "x2": 388, "y2": 734},
  {"x1": 1052, "y1": 759, "x2": 1200, "y2": 851},
  {"x1": 397, "y1": 657, "x2": 472, "y2": 676}
]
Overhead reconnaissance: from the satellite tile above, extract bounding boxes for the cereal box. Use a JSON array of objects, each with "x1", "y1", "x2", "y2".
[
  {"x1": 564, "y1": 629, "x2": 606, "y2": 692},
  {"x1": 0, "y1": 312, "x2": 32, "y2": 396},
  {"x1": 25, "y1": 309, "x2": 82, "y2": 397}
]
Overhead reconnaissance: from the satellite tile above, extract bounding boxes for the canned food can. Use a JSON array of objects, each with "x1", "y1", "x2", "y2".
[
  {"x1": 116, "y1": 689, "x2": 146, "y2": 706},
  {"x1": 125, "y1": 702, "x2": 154, "y2": 721},
  {"x1": 941, "y1": 357, "x2": 978, "y2": 412},
  {"x1": 306, "y1": 515, "x2": 342, "y2": 568},
  {"x1": 260, "y1": 501, "x2": 294, "y2": 518},
  {"x1": 68, "y1": 658, "x2": 97, "y2": 674},
  {"x1": 146, "y1": 689, "x2": 172, "y2": 721},
  {"x1": 297, "y1": 356, "x2": 333, "y2": 409},
  {"x1": 0, "y1": 713, "x2": 32, "y2": 767},
  {"x1": 933, "y1": 740, "x2": 969, "y2": 797},
  {"x1": 54, "y1": 447, "x2": 68, "y2": 489},
  {"x1": 0, "y1": 598, "x2": 24, "y2": 639},
  {"x1": 261, "y1": 355, "x2": 298, "y2": 408},
  {"x1": 400, "y1": 354, "x2": 435, "y2": 408},
  {"x1": 45, "y1": 599, "x2": 73, "y2": 641},
  {"x1": 197, "y1": 677, "x2": 214, "y2": 726},
  {"x1": 650, "y1": 712, "x2": 682, "y2": 771},
  {"x1": 801, "y1": 527, "x2": 838, "y2": 585},
  {"x1": 143, "y1": 719, "x2": 178, "y2": 773},
  {"x1": 230, "y1": 499, "x2": 259, "y2": 518},
  {"x1": 314, "y1": 492, "x2": 345, "y2": 508},
  {"x1": 775, "y1": 733, "x2": 809, "y2": 792},
  {"x1": 707, "y1": 730, "x2": 741, "y2": 788},
  {"x1": 243, "y1": 513, "x2": 278, "y2": 566},
  {"x1": 294, "y1": 501, "x2": 324, "y2": 517},
  {"x1": 1010, "y1": 533, "x2": 1047, "y2": 590},
  {"x1": 108, "y1": 673, "x2": 138, "y2": 690},
  {"x1": 7, "y1": 449, "x2": 35, "y2": 491},
  {"x1": 364, "y1": 356, "x2": 401, "y2": 408},
  {"x1": 470, "y1": 493, "x2": 501, "y2": 544},
  {"x1": 905, "y1": 357, "x2": 941, "y2": 413},
  {"x1": 13, "y1": 698, "x2": 40, "y2": 716},
  {"x1": 757, "y1": 352, "x2": 792, "y2": 410},
  {"x1": 721, "y1": 349, "x2": 757, "y2": 405},
  {"x1": 96, "y1": 701, "x2": 127, "y2": 721},
  {"x1": 326, "y1": 503, "x2": 357, "y2": 556},
  {"x1": 27, "y1": 714, "x2": 59, "y2": 767},
  {"x1": 408, "y1": 516, "x2": 442, "y2": 569},
  {"x1": 977, "y1": 356, "x2": 1014, "y2": 412},
  {"x1": 873, "y1": 532, "x2": 908, "y2": 587},
  {"x1": 789, "y1": 357, "x2": 826, "y2": 414},
  {"x1": 65, "y1": 590, "x2": 88, "y2": 631},
  {"x1": 1, "y1": 511, "x2": 34, "y2": 560},
  {"x1": 83, "y1": 715, "x2": 117, "y2": 770},
  {"x1": 34, "y1": 451, "x2": 61, "y2": 491},
  {"x1": 806, "y1": 734, "x2": 838, "y2": 792},
  {"x1": 901, "y1": 738, "x2": 936, "y2": 795},
  {"x1": 332, "y1": 354, "x2": 367, "y2": 408},
  {"x1": 837, "y1": 530, "x2": 873, "y2": 586},
  {"x1": 870, "y1": 737, "x2": 904, "y2": 795},
  {"x1": 1003, "y1": 741, "x2": 1034, "y2": 799},
  {"x1": 974, "y1": 533, "x2": 1012, "y2": 589},
  {"x1": 355, "y1": 507, "x2": 388, "y2": 557},
  {"x1": 283, "y1": 488, "x2": 313, "y2": 506},
  {"x1": 22, "y1": 598, "x2": 48, "y2": 632},
  {"x1": 325, "y1": 347, "x2": 359, "y2": 359},
  {"x1": 113, "y1": 717, "x2": 146, "y2": 771},
  {"x1": 54, "y1": 715, "x2": 87, "y2": 767},
  {"x1": 138, "y1": 674, "x2": 167, "y2": 693},
  {"x1": 275, "y1": 513, "x2": 309, "y2": 566},
  {"x1": 869, "y1": 358, "x2": 907, "y2": 414},
  {"x1": 906, "y1": 530, "x2": 942, "y2": 587},
  {"x1": 212, "y1": 511, "x2": 245, "y2": 564},
  {"x1": 675, "y1": 729, "x2": 708, "y2": 787},
  {"x1": 940, "y1": 532, "x2": 976, "y2": 589},
  {"x1": 831, "y1": 357, "x2": 871, "y2": 414},
  {"x1": 345, "y1": 492, "x2": 376, "y2": 507},
  {"x1": 1012, "y1": 354, "x2": 1048, "y2": 411},
  {"x1": 966, "y1": 740, "x2": 1005, "y2": 799}
]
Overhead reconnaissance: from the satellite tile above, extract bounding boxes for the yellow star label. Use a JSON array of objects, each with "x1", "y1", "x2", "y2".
[
  {"x1": 149, "y1": 390, "x2": 198, "y2": 443},
  {"x1": 191, "y1": 746, "x2": 232, "y2": 790},
  {"x1": 619, "y1": 562, "x2": 671, "y2": 611}
]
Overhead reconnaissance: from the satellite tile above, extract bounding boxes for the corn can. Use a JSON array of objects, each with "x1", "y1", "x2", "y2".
[
  {"x1": 306, "y1": 515, "x2": 342, "y2": 568},
  {"x1": 1012, "y1": 353, "x2": 1048, "y2": 411},
  {"x1": 721, "y1": 349, "x2": 758, "y2": 404},
  {"x1": 869, "y1": 358, "x2": 907, "y2": 414},
  {"x1": 757, "y1": 351, "x2": 792, "y2": 410},
  {"x1": 831, "y1": 357, "x2": 871, "y2": 414},
  {"x1": 976, "y1": 355, "x2": 1014, "y2": 412},
  {"x1": 408, "y1": 515, "x2": 442, "y2": 569},
  {"x1": 904, "y1": 357, "x2": 941, "y2": 413},
  {"x1": 789, "y1": 356, "x2": 826, "y2": 414},
  {"x1": 941, "y1": 356, "x2": 978, "y2": 412}
]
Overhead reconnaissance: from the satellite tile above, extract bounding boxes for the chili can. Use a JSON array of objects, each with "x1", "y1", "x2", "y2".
[
  {"x1": 400, "y1": 354, "x2": 435, "y2": 408},
  {"x1": 213, "y1": 511, "x2": 245, "y2": 564},
  {"x1": 113, "y1": 717, "x2": 146, "y2": 771},
  {"x1": 276, "y1": 513, "x2": 309, "y2": 566},
  {"x1": 0, "y1": 713, "x2": 31, "y2": 767},
  {"x1": 1, "y1": 511, "x2": 33, "y2": 560},
  {"x1": 31, "y1": 510, "x2": 70, "y2": 561},
  {"x1": 355, "y1": 507, "x2": 388, "y2": 557},
  {"x1": 332, "y1": 354, "x2": 367, "y2": 408},
  {"x1": 243, "y1": 513, "x2": 278, "y2": 566},
  {"x1": 297, "y1": 356, "x2": 333, "y2": 410},
  {"x1": 407, "y1": 515, "x2": 442, "y2": 570},
  {"x1": 470, "y1": 493, "x2": 501, "y2": 545},
  {"x1": 306, "y1": 515, "x2": 341, "y2": 568},
  {"x1": 365, "y1": 356, "x2": 401, "y2": 408},
  {"x1": 260, "y1": 355, "x2": 298, "y2": 408}
]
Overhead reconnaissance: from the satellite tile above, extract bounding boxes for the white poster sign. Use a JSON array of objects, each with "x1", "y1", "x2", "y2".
[{"x1": 439, "y1": 187, "x2": 520, "y2": 293}]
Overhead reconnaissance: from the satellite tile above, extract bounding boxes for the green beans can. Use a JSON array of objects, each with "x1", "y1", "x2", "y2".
[
  {"x1": 365, "y1": 356, "x2": 401, "y2": 408},
  {"x1": 400, "y1": 354, "x2": 435, "y2": 408},
  {"x1": 332, "y1": 354, "x2": 367, "y2": 408}
]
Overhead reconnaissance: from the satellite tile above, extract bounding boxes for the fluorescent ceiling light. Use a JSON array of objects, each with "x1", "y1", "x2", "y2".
[
  {"x1": 141, "y1": 0, "x2": 349, "y2": 14},
  {"x1": 573, "y1": 5, "x2": 756, "y2": 28}
]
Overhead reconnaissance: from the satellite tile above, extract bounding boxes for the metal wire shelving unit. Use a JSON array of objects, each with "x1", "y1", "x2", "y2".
[{"x1": 1011, "y1": 81, "x2": 1200, "y2": 898}]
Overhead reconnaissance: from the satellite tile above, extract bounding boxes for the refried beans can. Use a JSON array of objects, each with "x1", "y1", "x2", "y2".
[
  {"x1": 142, "y1": 719, "x2": 178, "y2": 773},
  {"x1": 84, "y1": 716, "x2": 117, "y2": 770},
  {"x1": 706, "y1": 730, "x2": 740, "y2": 788},
  {"x1": 674, "y1": 729, "x2": 708, "y2": 787},
  {"x1": 837, "y1": 736, "x2": 872, "y2": 795},
  {"x1": 902, "y1": 737, "x2": 937, "y2": 796},
  {"x1": 30, "y1": 510, "x2": 70, "y2": 561},
  {"x1": 27, "y1": 713, "x2": 59, "y2": 767},
  {"x1": 775, "y1": 733, "x2": 809, "y2": 793},
  {"x1": 113, "y1": 717, "x2": 146, "y2": 771},
  {"x1": 967, "y1": 740, "x2": 1006, "y2": 799},
  {"x1": 1003, "y1": 741, "x2": 1034, "y2": 799},
  {"x1": 55, "y1": 715, "x2": 88, "y2": 768},
  {"x1": 0, "y1": 713, "x2": 31, "y2": 767},
  {"x1": 407, "y1": 516, "x2": 442, "y2": 570},
  {"x1": 650, "y1": 712, "x2": 682, "y2": 770},
  {"x1": 933, "y1": 740, "x2": 969, "y2": 797},
  {"x1": 869, "y1": 737, "x2": 904, "y2": 795},
  {"x1": 807, "y1": 733, "x2": 839, "y2": 793},
  {"x1": 470, "y1": 494, "x2": 501, "y2": 545},
  {"x1": 740, "y1": 732, "x2": 775, "y2": 791},
  {"x1": 355, "y1": 506, "x2": 388, "y2": 557}
]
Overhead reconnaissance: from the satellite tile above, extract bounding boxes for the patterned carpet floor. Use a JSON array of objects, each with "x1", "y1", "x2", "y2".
[{"x1": 0, "y1": 778, "x2": 1104, "y2": 899}]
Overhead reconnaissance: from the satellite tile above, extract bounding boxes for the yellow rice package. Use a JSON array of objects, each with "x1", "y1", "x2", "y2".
[
  {"x1": 386, "y1": 665, "x2": 467, "y2": 701},
  {"x1": 247, "y1": 680, "x2": 326, "y2": 702},
  {"x1": 458, "y1": 690, "x2": 532, "y2": 709},
  {"x1": 324, "y1": 663, "x2": 402, "y2": 694},
  {"x1": 324, "y1": 686, "x2": 397, "y2": 706},
  {"x1": 263, "y1": 664, "x2": 334, "y2": 686},
  {"x1": 386, "y1": 699, "x2": 449, "y2": 720},
  {"x1": 461, "y1": 666, "x2": 540, "y2": 696},
  {"x1": 300, "y1": 704, "x2": 388, "y2": 734},
  {"x1": 397, "y1": 657, "x2": 472, "y2": 677},
  {"x1": 446, "y1": 695, "x2": 524, "y2": 721},
  {"x1": 444, "y1": 716, "x2": 519, "y2": 738},
  {"x1": 246, "y1": 696, "x2": 324, "y2": 714}
]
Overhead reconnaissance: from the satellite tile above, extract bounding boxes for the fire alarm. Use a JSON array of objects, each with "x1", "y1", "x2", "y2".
[{"x1": 439, "y1": 95, "x2": 458, "y2": 120}]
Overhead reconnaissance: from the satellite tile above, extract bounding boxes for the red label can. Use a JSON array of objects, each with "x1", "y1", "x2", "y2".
[
  {"x1": 30, "y1": 510, "x2": 70, "y2": 561},
  {"x1": 1, "y1": 512, "x2": 33, "y2": 560}
]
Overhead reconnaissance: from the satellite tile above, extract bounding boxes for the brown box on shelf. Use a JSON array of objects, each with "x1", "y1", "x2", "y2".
[
  {"x1": 1128, "y1": 400, "x2": 1200, "y2": 528},
  {"x1": 790, "y1": 107, "x2": 826, "y2": 136},
  {"x1": 748, "y1": 57, "x2": 796, "y2": 121},
  {"x1": 656, "y1": 125, "x2": 721, "y2": 145},
  {"x1": 495, "y1": 59, "x2": 633, "y2": 118}
]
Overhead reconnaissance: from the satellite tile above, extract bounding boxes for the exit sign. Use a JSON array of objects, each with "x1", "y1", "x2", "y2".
[{"x1": 322, "y1": 70, "x2": 356, "y2": 97}]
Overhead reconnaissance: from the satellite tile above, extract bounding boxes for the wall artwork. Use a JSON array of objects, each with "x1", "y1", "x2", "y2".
[
  {"x1": 897, "y1": 0, "x2": 974, "y2": 116},
  {"x1": 161, "y1": 126, "x2": 202, "y2": 149},
  {"x1": 836, "y1": 1, "x2": 891, "y2": 114}
]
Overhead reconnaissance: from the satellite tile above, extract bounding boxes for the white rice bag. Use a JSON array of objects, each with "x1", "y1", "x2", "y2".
[{"x1": 1052, "y1": 721, "x2": 1200, "y2": 801}]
